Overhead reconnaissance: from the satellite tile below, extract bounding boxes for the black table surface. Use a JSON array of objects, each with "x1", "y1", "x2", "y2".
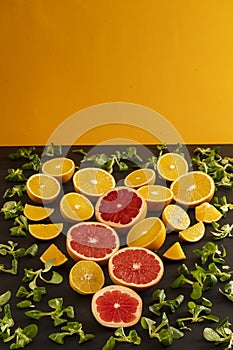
[{"x1": 0, "y1": 144, "x2": 232, "y2": 350}]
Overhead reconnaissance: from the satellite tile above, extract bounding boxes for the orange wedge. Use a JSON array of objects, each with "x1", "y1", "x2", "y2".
[
  {"x1": 69, "y1": 260, "x2": 105, "y2": 295},
  {"x1": 40, "y1": 243, "x2": 68, "y2": 266},
  {"x1": 195, "y1": 202, "x2": 222, "y2": 223},
  {"x1": 178, "y1": 221, "x2": 205, "y2": 242},
  {"x1": 23, "y1": 203, "x2": 55, "y2": 221},
  {"x1": 26, "y1": 173, "x2": 60, "y2": 204},
  {"x1": 73, "y1": 167, "x2": 115, "y2": 201},
  {"x1": 42, "y1": 157, "x2": 75, "y2": 183},
  {"x1": 163, "y1": 242, "x2": 186, "y2": 260},
  {"x1": 137, "y1": 185, "x2": 173, "y2": 211},
  {"x1": 124, "y1": 168, "x2": 156, "y2": 188},
  {"x1": 162, "y1": 204, "x2": 190, "y2": 232},
  {"x1": 157, "y1": 153, "x2": 188, "y2": 182},
  {"x1": 126, "y1": 217, "x2": 166, "y2": 250},
  {"x1": 170, "y1": 171, "x2": 215, "y2": 208},
  {"x1": 28, "y1": 223, "x2": 63, "y2": 240},
  {"x1": 60, "y1": 192, "x2": 94, "y2": 222}
]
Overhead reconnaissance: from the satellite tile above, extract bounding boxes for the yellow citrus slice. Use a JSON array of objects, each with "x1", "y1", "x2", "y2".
[
  {"x1": 195, "y1": 202, "x2": 222, "y2": 223},
  {"x1": 73, "y1": 167, "x2": 116, "y2": 201},
  {"x1": 163, "y1": 242, "x2": 186, "y2": 260},
  {"x1": 157, "y1": 153, "x2": 188, "y2": 181},
  {"x1": 162, "y1": 204, "x2": 190, "y2": 232},
  {"x1": 26, "y1": 173, "x2": 61, "y2": 204},
  {"x1": 42, "y1": 157, "x2": 75, "y2": 183},
  {"x1": 137, "y1": 185, "x2": 173, "y2": 211},
  {"x1": 69, "y1": 260, "x2": 105, "y2": 295},
  {"x1": 170, "y1": 171, "x2": 215, "y2": 208},
  {"x1": 40, "y1": 243, "x2": 68, "y2": 266},
  {"x1": 23, "y1": 203, "x2": 55, "y2": 221},
  {"x1": 124, "y1": 168, "x2": 156, "y2": 188},
  {"x1": 28, "y1": 223, "x2": 63, "y2": 240},
  {"x1": 178, "y1": 221, "x2": 205, "y2": 242},
  {"x1": 126, "y1": 217, "x2": 166, "y2": 250},
  {"x1": 60, "y1": 192, "x2": 94, "y2": 222}
]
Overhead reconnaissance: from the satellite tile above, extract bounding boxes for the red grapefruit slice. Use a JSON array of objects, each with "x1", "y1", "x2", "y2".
[
  {"x1": 91, "y1": 285, "x2": 142, "y2": 328},
  {"x1": 95, "y1": 186, "x2": 147, "y2": 229},
  {"x1": 66, "y1": 222, "x2": 120, "y2": 265},
  {"x1": 108, "y1": 247, "x2": 164, "y2": 290}
]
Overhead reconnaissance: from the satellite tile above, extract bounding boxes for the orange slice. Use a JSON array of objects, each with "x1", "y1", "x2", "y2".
[
  {"x1": 157, "y1": 153, "x2": 188, "y2": 181},
  {"x1": 162, "y1": 204, "x2": 190, "y2": 232},
  {"x1": 137, "y1": 185, "x2": 173, "y2": 211},
  {"x1": 73, "y1": 167, "x2": 116, "y2": 201},
  {"x1": 26, "y1": 173, "x2": 60, "y2": 204},
  {"x1": 60, "y1": 192, "x2": 94, "y2": 222},
  {"x1": 170, "y1": 171, "x2": 215, "y2": 208},
  {"x1": 40, "y1": 243, "x2": 68, "y2": 266},
  {"x1": 91, "y1": 285, "x2": 143, "y2": 328},
  {"x1": 124, "y1": 168, "x2": 156, "y2": 188},
  {"x1": 23, "y1": 203, "x2": 54, "y2": 221},
  {"x1": 163, "y1": 242, "x2": 186, "y2": 260},
  {"x1": 28, "y1": 223, "x2": 63, "y2": 240},
  {"x1": 126, "y1": 217, "x2": 166, "y2": 250},
  {"x1": 178, "y1": 221, "x2": 205, "y2": 242},
  {"x1": 195, "y1": 202, "x2": 222, "y2": 223},
  {"x1": 42, "y1": 157, "x2": 75, "y2": 183},
  {"x1": 69, "y1": 260, "x2": 105, "y2": 295}
]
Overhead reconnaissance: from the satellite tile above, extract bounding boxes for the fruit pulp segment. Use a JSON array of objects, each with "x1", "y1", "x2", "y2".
[
  {"x1": 77, "y1": 170, "x2": 114, "y2": 194},
  {"x1": 129, "y1": 221, "x2": 161, "y2": 246},
  {"x1": 112, "y1": 249, "x2": 161, "y2": 284},
  {"x1": 96, "y1": 290, "x2": 139, "y2": 323},
  {"x1": 98, "y1": 189, "x2": 142, "y2": 224},
  {"x1": 70, "y1": 224, "x2": 118, "y2": 258}
]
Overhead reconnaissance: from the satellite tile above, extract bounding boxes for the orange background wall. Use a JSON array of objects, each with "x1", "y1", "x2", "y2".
[{"x1": 1, "y1": 0, "x2": 233, "y2": 146}]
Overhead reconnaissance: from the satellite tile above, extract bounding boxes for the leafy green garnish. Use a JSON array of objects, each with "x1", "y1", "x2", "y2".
[
  {"x1": 5, "y1": 169, "x2": 27, "y2": 182},
  {"x1": 102, "y1": 328, "x2": 141, "y2": 349},
  {"x1": 10, "y1": 215, "x2": 28, "y2": 237},
  {"x1": 0, "y1": 291, "x2": 11, "y2": 309},
  {"x1": 149, "y1": 289, "x2": 184, "y2": 316},
  {"x1": 9, "y1": 147, "x2": 37, "y2": 160},
  {"x1": 203, "y1": 317, "x2": 233, "y2": 349},
  {"x1": 192, "y1": 146, "x2": 233, "y2": 188},
  {"x1": 49, "y1": 321, "x2": 94, "y2": 344},
  {"x1": 219, "y1": 280, "x2": 233, "y2": 302},
  {"x1": 213, "y1": 196, "x2": 233, "y2": 217},
  {"x1": 3, "y1": 184, "x2": 26, "y2": 198},
  {"x1": 176, "y1": 299, "x2": 219, "y2": 330},
  {"x1": 193, "y1": 241, "x2": 227, "y2": 265},
  {"x1": 4, "y1": 324, "x2": 38, "y2": 349},
  {"x1": 25, "y1": 297, "x2": 74, "y2": 327},
  {"x1": 16, "y1": 285, "x2": 46, "y2": 303},
  {"x1": 211, "y1": 222, "x2": 233, "y2": 240},
  {"x1": 0, "y1": 241, "x2": 38, "y2": 275},
  {"x1": 141, "y1": 312, "x2": 184, "y2": 346},
  {"x1": 1, "y1": 201, "x2": 24, "y2": 220},
  {"x1": 42, "y1": 143, "x2": 62, "y2": 157}
]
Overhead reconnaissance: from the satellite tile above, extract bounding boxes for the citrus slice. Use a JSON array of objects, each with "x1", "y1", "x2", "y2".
[
  {"x1": 137, "y1": 185, "x2": 173, "y2": 211},
  {"x1": 60, "y1": 192, "x2": 94, "y2": 222},
  {"x1": 73, "y1": 167, "x2": 116, "y2": 201},
  {"x1": 69, "y1": 260, "x2": 105, "y2": 295},
  {"x1": 42, "y1": 157, "x2": 75, "y2": 183},
  {"x1": 126, "y1": 217, "x2": 166, "y2": 251},
  {"x1": 23, "y1": 203, "x2": 55, "y2": 221},
  {"x1": 91, "y1": 285, "x2": 142, "y2": 328},
  {"x1": 170, "y1": 171, "x2": 215, "y2": 208},
  {"x1": 124, "y1": 168, "x2": 156, "y2": 188},
  {"x1": 40, "y1": 243, "x2": 68, "y2": 266},
  {"x1": 95, "y1": 186, "x2": 147, "y2": 229},
  {"x1": 178, "y1": 221, "x2": 205, "y2": 242},
  {"x1": 26, "y1": 173, "x2": 61, "y2": 204},
  {"x1": 195, "y1": 202, "x2": 222, "y2": 223},
  {"x1": 162, "y1": 204, "x2": 190, "y2": 232},
  {"x1": 28, "y1": 223, "x2": 63, "y2": 240},
  {"x1": 163, "y1": 242, "x2": 186, "y2": 260},
  {"x1": 157, "y1": 153, "x2": 189, "y2": 181},
  {"x1": 108, "y1": 247, "x2": 164, "y2": 290},
  {"x1": 66, "y1": 222, "x2": 120, "y2": 265}
]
